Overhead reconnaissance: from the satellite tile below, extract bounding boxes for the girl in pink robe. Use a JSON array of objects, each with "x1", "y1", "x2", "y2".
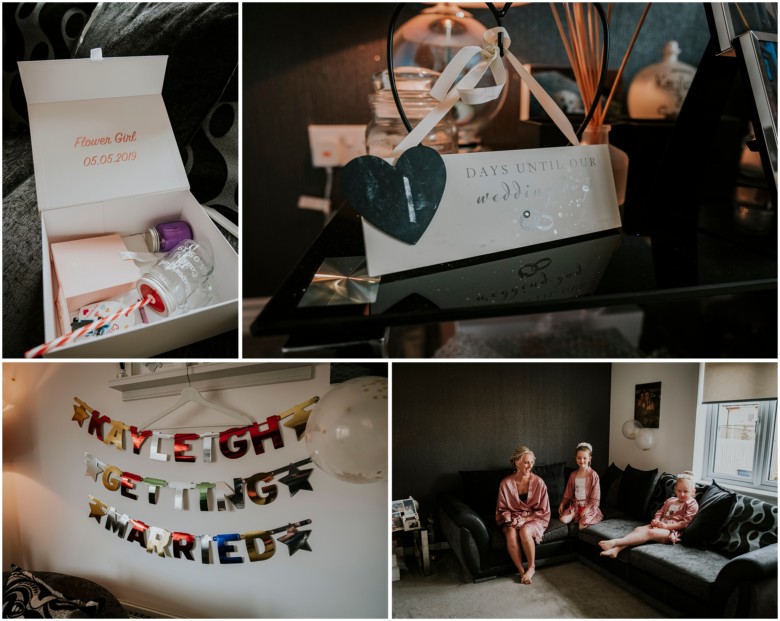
[
  {"x1": 559, "y1": 442, "x2": 603, "y2": 528},
  {"x1": 599, "y1": 472, "x2": 699, "y2": 558},
  {"x1": 496, "y1": 446, "x2": 551, "y2": 584}
]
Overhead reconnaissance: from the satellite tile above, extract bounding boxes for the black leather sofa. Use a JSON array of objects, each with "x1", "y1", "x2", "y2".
[{"x1": 438, "y1": 464, "x2": 778, "y2": 618}]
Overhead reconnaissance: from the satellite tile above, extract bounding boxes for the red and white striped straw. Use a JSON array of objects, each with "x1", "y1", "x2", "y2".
[{"x1": 25, "y1": 295, "x2": 155, "y2": 358}]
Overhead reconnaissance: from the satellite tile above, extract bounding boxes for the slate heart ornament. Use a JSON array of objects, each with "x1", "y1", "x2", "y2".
[{"x1": 342, "y1": 145, "x2": 447, "y2": 245}]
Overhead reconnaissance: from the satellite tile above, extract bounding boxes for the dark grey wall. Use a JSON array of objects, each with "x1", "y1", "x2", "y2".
[
  {"x1": 243, "y1": 3, "x2": 711, "y2": 297},
  {"x1": 392, "y1": 362, "x2": 612, "y2": 515}
]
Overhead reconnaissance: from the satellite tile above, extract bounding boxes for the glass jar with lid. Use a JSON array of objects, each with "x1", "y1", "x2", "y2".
[{"x1": 366, "y1": 67, "x2": 458, "y2": 158}]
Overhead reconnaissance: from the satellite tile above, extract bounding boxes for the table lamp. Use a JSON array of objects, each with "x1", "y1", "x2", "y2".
[{"x1": 392, "y1": 2, "x2": 510, "y2": 150}]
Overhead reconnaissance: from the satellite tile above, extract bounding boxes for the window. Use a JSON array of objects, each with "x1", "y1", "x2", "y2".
[{"x1": 704, "y1": 400, "x2": 778, "y2": 491}]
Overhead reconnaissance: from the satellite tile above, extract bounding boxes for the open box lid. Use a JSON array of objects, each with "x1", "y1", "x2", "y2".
[{"x1": 18, "y1": 53, "x2": 189, "y2": 212}]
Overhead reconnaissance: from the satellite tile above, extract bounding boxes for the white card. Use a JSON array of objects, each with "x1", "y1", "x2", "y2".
[{"x1": 362, "y1": 144, "x2": 621, "y2": 276}]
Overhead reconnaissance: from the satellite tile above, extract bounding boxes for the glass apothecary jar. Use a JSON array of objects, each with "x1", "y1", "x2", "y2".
[{"x1": 366, "y1": 67, "x2": 458, "y2": 158}]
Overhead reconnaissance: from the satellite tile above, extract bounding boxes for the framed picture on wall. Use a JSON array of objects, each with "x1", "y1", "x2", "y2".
[{"x1": 635, "y1": 382, "x2": 661, "y2": 428}]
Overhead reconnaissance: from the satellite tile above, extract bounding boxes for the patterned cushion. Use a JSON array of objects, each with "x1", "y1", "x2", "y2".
[
  {"x1": 709, "y1": 494, "x2": 778, "y2": 559},
  {"x1": 682, "y1": 480, "x2": 737, "y2": 550},
  {"x1": 73, "y1": 2, "x2": 238, "y2": 149},
  {"x1": 3, "y1": 565, "x2": 102, "y2": 618},
  {"x1": 2, "y1": 3, "x2": 96, "y2": 131}
]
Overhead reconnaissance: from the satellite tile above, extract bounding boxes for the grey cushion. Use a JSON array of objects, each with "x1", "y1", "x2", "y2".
[
  {"x1": 629, "y1": 543, "x2": 729, "y2": 600},
  {"x1": 710, "y1": 494, "x2": 778, "y2": 559},
  {"x1": 577, "y1": 516, "x2": 644, "y2": 548},
  {"x1": 682, "y1": 480, "x2": 737, "y2": 550},
  {"x1": 618, "y1": 464, "x2": 658, "y2": 519},
  {"x1": 646, "y1": 472, "x2": 676, "y2": 518}
]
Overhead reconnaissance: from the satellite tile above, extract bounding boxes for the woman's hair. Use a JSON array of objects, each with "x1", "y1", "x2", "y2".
[
  {"x1": 576, "y1": 442, "x2": 593, "y2": 455},
  {"x1": 510, "y1": 445, "x2": 535, "y2": 467},
  {"x1": 675, "y1": 470, "x2": 696, "y2": 491}
]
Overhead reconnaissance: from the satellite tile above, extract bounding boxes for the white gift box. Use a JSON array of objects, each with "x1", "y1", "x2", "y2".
[{"x1": 19, "y1": 53, "x2": 238, "y2": 357}]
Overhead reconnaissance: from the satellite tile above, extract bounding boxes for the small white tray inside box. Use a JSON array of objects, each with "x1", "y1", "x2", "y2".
[{"x1": 19, "y1": 53, "x2": 238, "y2": 357}]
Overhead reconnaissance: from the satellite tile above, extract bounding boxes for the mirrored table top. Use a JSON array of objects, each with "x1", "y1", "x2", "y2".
[{"x1": 250, "y1": 204, "x2": 777, "y2": 343}]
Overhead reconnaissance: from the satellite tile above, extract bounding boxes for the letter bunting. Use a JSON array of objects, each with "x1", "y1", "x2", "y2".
[
  {"x1": 75, "y1": 395, "x2": 320, "y2": 564},
  {"x1": 85, "y1": 453, "x2": 314, "y2": 510},
  {"x1": 88, "y1": 496, "x2": 312, "y2": 563},
  {"x1": 71, "y1": 396, "x2": 319, "y2": 460}
]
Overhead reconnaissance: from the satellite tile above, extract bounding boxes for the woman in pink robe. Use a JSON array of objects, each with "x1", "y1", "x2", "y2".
[
  {"x1": 496, "y1": 446, "x2": 550, "y2": 584},
  {"x1": 558, "y1": 442, "x2": 603, "y2": 528},
  {"x1": 599, "y1": 472, "x2": 699, "y2": 558}
]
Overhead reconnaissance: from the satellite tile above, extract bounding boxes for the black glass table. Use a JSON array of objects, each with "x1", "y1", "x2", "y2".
[{"x1": 249, "y1": 203, "x2": 776, "y2": 358}]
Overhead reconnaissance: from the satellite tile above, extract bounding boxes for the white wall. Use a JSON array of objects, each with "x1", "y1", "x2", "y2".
[
  {"x1": 3, "y1": 363, "x2": 387, "y2": 619},
  {"x1": 609, "y1": 362, "x2": 700, "y2": 474}
]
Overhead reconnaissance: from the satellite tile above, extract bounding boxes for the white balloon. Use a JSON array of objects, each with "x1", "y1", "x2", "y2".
[
  {"x1": 635, "y1": 428, "x2": 657, "y2": 451},
  {"x1": 622, "y1": 419, "x2": 643, "y2": 439},
  {"x1": 305, "y1": 376, "x2": 388, "y2": 484}
]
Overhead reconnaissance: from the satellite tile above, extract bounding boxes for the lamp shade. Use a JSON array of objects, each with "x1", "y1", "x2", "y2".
[
  {"x1": 621, "y1": 419, "x2": 643, "y2": 439},
  {"x1": 635, "y1": 428, "x2": 657, "y2": 451},
  {"x1": 392, "y1": 2, "x2": 507, "y2": 148},
  {"x1": 305, "y1": 377, "x2": 388, "y2": 484}
]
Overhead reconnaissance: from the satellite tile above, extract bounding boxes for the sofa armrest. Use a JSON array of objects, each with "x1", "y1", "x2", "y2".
[
  {"x1": 715, "y1": 544, "x2": 778, "y2": 618},
  {"x1": 438, "y1": 492, "x2": 495, "y2": 581},
  {"x1": 439, "y1": 493, "x2": 491, "y2": 541}
]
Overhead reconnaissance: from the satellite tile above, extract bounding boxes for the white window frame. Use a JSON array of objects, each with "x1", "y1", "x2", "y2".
[{"x1": 703, "y1": 399, "x2": 778, "y2": 492}]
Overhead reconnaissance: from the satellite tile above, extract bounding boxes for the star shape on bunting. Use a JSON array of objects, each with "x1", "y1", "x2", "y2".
[
  {"x1": 282, "y1": 399, "x2": 319, "y2": 441},
  {"x1": 88, "y1": 496, "x2": 107, "y2": 523},
  {"x1": 278, "y1": 464, "x2": 314, "y2": 496},
  {"x1": 84, "y1": 454, "x2": 105, "y2": 482},
  {"x1": 277, "y1": 528, "x2": 312, "y2": 556},
  {"x1": 72, "y1": 405, "x2": 90, "y2": 427}
]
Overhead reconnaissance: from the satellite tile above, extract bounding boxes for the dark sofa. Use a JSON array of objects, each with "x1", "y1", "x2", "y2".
[
  {"x1": 438, "y1": 463, "x2": 778, "y2": 618},
  {"x1": 2, "y1": 2, "x2": 238, "y2": 358}
]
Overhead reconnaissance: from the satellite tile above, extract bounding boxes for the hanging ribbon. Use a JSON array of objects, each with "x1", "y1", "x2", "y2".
[
  {"x1": 88, "y1": 496, "x2": 312, "y2": 563},
  {"x1": 84, "y1": 453, "x2": 314, "y2": 509},
  {"x1": 392, "y1": 26, "x2": 579, "y2": 159}
]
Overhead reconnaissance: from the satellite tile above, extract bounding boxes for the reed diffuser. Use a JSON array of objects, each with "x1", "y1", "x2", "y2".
[{"x1": 551, "y1": 2, "x2": 652, "y2": 206}]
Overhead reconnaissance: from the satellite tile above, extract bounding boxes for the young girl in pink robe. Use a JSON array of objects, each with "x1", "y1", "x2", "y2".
[
  {"x1": 559, "y1": 442, "x2": 603, "y2": 528},
  {"x1": 599, "y1": 471, "x2": 699, "y2": 558},
  {"x1": 496, "y1": 446, "x2": 551, "y2": 584}
]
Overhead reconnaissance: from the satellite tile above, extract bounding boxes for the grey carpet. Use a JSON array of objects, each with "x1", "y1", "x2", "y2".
[{"x1": 393, "y1": 551, "x2": 666, "y2": 618}]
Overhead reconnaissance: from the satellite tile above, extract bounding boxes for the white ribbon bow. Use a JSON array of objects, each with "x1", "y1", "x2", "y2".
[{"x1": 392, "y1": 27, "x2": 580, "y2": 157}]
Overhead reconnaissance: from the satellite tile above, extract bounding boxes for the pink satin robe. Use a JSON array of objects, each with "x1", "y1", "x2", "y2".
[
  {"x1": 495, "y1": 472, "x2": 551, "y2": 544},
  {"x1": 653, "y1": 496, "x2": 699, "y2": 544},
  {"x1": 560, "y1": 469, "x2": 604, "y2": 527}
]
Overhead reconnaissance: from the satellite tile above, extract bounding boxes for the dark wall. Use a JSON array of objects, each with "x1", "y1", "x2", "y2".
[
  {"x1": 392, "y1": 362, "x2": 612, "y2": 516},
  {"x1": 243, "y1": 3, "x2": 710, "y2": 297}
]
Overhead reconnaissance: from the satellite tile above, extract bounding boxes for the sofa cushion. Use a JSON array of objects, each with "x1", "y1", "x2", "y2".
[
  {"x1": 709, "y1": 493, "x2": 778, "y2": 558},
  {"x1": 459, "y1": 469, "x2": 511, "y2": 518},
  {"x1": 629, "y1": 542, "x2": 729, "y2": 600},
  {"x1": 533, "y1": 461, "x2": 566, "y2": 511},
  {"x1": 617, "y1": 464, "x2": 658, "y2": 519},
  {"x1": 577, "y1": 516, "x2": 644, "y2": 549},
  {"x1": 647, "y1": 472, "x2": 676, "y2": 518},
  {"x1": 682, "y1": 480, "x2": 737, "y2": 550},
  {"x1": 3, "y1": 564, "x2": 102, "y2": 618}
]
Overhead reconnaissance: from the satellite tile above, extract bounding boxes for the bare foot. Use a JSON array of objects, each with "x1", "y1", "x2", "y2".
[
  {"x1": 516, "y1": 571, "x2": 525, "y2": 583},
  {"x1": 598, "y1": 540, "x2": 615, "y2": 550},
  {"x1": 521, "y1": 566, "x2": 535, "y2": 584},
  {"x1": 600, "y1": 547, "x2": 619, "y2": 559}
]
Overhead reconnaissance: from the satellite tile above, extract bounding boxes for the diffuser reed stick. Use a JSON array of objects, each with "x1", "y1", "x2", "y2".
[{"x1": 551, "y1": 2, "x2": 652, "y2": 130}]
